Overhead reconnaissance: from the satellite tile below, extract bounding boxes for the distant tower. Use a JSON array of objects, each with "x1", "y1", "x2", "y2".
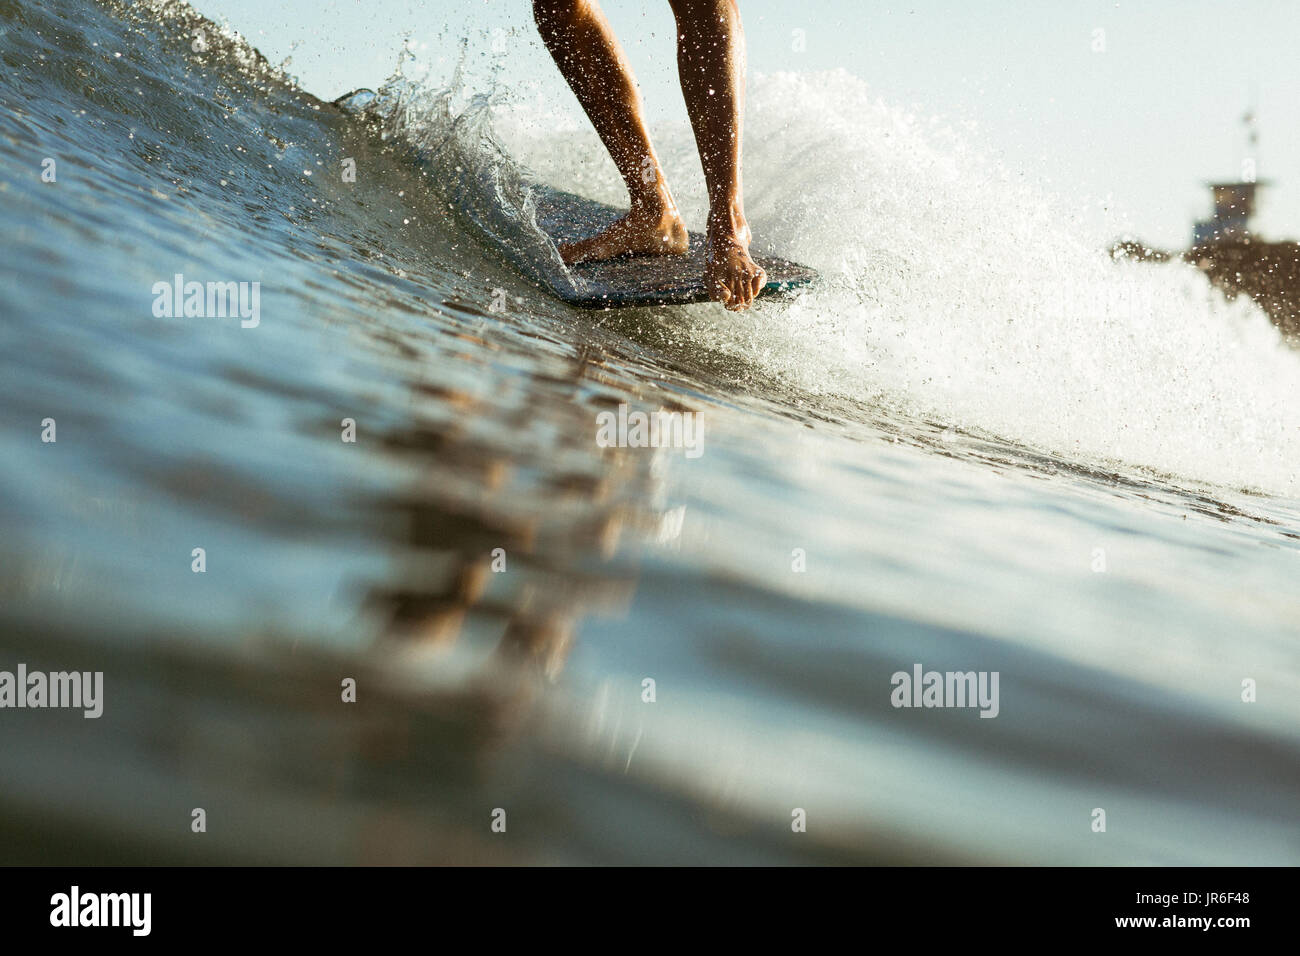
[{"x1": 1191, "y1": 107, "x2": 1267, "y2": 247}]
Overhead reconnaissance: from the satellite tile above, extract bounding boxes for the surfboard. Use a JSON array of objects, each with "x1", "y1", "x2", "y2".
[
  {"x1": 328, "y1": 90, "x2": 815, "y2": 308},
  {"x1": 530, "y1": 187, "x2": 817, "y2": 309}
]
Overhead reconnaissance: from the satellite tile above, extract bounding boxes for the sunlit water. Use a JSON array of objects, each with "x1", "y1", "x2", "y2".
[{"x1": 1, "y1": 0, "x2": 1298, "y2": 864}]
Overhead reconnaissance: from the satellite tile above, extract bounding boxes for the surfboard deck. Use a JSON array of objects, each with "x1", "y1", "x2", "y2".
[{"x1": 531, "y1": 187, "x2": 817, "y2": 309}]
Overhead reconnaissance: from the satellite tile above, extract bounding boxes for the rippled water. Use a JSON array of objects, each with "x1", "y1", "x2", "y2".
[{"x1": 2, "y1": 0, "x2": 1299, "y2": 864}]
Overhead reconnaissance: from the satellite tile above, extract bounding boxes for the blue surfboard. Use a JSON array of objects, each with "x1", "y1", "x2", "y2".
[{"x1": 531, "y1": 186, "x2": 818, "y2": 309}]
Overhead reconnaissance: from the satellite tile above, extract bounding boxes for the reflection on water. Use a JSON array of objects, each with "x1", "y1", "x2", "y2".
[
  {"x1": 1, "y1": 0, "x2": 1299, "y2": 865},
  {"x1": 0, "y1": 322, "x2": 673, "y2": 863}
]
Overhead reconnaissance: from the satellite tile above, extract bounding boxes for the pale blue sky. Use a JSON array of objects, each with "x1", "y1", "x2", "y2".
[{"x1": 195, "y1": 0, "x2": 1300, "y2": 250}]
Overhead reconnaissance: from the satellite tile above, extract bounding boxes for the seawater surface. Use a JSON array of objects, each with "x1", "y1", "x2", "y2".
[{"x1": 1, "y1": 0, "x2": 1298, "y2": 864}]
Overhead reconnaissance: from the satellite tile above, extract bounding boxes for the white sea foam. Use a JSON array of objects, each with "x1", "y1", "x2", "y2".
[{"x1": 444, "y1": 67, "x2": 1300, "y2": 496}]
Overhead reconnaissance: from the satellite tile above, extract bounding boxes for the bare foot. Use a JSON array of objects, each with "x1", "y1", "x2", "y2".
[
  {"x1": 560, "y1": 204, "x2": 689, "y2": 265},
  {"x1": 705, "y1": 214, "x2": 766, "y2": 311}
]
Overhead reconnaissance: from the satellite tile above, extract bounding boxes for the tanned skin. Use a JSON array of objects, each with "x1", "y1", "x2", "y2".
[{"x1": 533, "y1": 0, "x2": 766, "y2": 310}]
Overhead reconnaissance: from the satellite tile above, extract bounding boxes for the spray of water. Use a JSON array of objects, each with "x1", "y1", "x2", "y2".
[{"x1": 357, "y1": 46, "x2": 1300, "y2": 496}]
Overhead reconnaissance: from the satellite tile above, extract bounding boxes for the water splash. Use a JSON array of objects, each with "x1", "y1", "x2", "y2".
[
  {"x1": 338, "y1": 64, "x2": 581, "y2": 300},
  {"x1": 486, "y1": 68, "x2": 1300, "y2": 495}
]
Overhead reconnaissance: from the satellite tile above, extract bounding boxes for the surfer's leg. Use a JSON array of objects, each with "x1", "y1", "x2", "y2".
[
  {"x1": 533, "y1": 0, "x2": 689, "y2": 264},
  {"x1": 669, "y1": 0, "x2": 765, "y2": 310}
]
